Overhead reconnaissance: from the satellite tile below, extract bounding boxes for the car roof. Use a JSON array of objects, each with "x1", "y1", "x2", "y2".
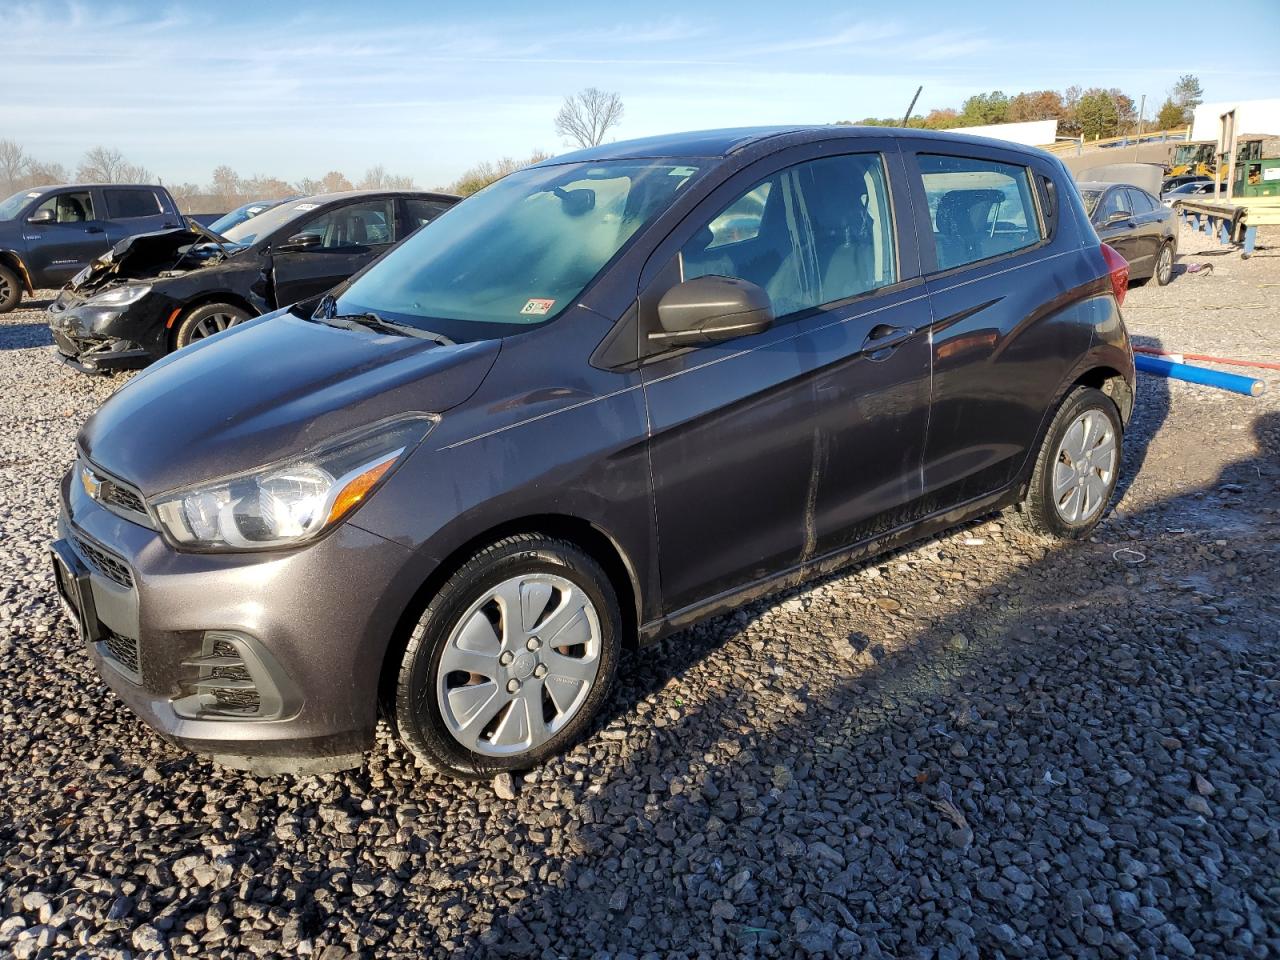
[
  {"x1": 1076, "y1": 181, "x2": 1154, "y2": 194},
  {"x1": 24, "y1": 183, "x2": 163, "y2": 193},
  {"x1": 292, "y1": 189, "x2": 460, "y2": 203},
  {"x1": 533, "y1": 125, "x2": 1055, "y2": 167}
]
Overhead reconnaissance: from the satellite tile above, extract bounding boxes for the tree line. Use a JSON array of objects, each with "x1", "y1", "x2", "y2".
[
  {"x1": 0, "y1": 141, "x2": 421, "y2": 214},
  {"x1": 846, "y1": 75, "x2": 1204, "y2": 142}
]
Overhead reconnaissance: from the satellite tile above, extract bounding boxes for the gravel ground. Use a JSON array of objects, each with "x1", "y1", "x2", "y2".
[{"x1": 1, "y1": 222, "x2": 1277, "y2": 959}]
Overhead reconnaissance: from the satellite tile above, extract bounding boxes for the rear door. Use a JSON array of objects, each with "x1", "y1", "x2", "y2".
[
  {"x1": 1123, "y1": 187, "x2": 1161, "y2": 273},
  {"x1": 269, "y1": 198, "x2": 397, "y2": 307},
  {"x1": 903, "y1": 146, "x2": 1091, "y2": 508},
  {"x1": 23, "y1": 189, "x2": 110, "y2": 286},
  {"x1": 101, "y1": 187, "x2": 176, "y2": 244}
]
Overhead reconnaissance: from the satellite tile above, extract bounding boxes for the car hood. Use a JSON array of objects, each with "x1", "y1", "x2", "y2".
[
  {"x1": 79, "y1": 311, "x2": 501, "y2": 496},
  {"x1": 69, "y1": 222, "x2": 235, "y2": 292}
]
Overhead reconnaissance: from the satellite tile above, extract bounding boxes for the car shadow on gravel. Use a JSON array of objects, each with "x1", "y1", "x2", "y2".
[
  {"x1": 0, "y1": 322, "x2": 53, "y2": 350},
  {"x1": 470, "y1": 412, "x2": 1277, "y2": 959}
]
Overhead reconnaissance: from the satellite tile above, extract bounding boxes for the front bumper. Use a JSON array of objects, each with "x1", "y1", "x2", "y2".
[
  {"x1": 54, "y1": 465, "x2": 419, "y2": 774},
  {"x1": 47, "y1": 292, "x2": 159, "y2": 373}
]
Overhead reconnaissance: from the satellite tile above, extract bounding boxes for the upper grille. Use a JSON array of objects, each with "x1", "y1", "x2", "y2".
[
  {"x1": 100, "y1": 481, "x2": 146, "y2": 516},
  {"x1": 72, "y1": 534, "x2": 134, "y2": 588},
  {"x1": 101, "y1": 628, "x2": 141, "y2": 677}
]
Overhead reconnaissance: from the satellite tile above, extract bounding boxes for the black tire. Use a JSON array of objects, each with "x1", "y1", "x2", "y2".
[
  {"x1": 1154, "y1": 241, "x2": 1175, "y2": 286},
  {"x1": 1017, "y1": 386, "x2": 1123, "y2": 540},
  {"x1": 0, "y1": 264, "x2": 22, "y2": 315},
  {"x1": 173, "y1": 302, "x2": 251, "y2": 350},
  {"x1": 394, "y1": 534, "x2": 621, "y2": 779}
]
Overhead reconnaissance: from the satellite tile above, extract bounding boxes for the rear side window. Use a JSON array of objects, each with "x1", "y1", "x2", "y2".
[
  {"x1": 1126, "y1": 188, "x2": 1156, "y2": 214},
  {"x1": 918, "y1": 154, "x2": 1042, "y2": 271},
  {"x1": 105, "y1": 189, "x2": 162, "y2": 219},
  {"x1": 681, "y1": 153, "x2": 897, "y2": 319},
  {"x1": 404, "y1": 198, "x2": 453, "y2": 230}
]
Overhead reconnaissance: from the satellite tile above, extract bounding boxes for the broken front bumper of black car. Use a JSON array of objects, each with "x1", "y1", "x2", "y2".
[{"x1": 47, "y1": 291, "x2": 158, "y2": 374}]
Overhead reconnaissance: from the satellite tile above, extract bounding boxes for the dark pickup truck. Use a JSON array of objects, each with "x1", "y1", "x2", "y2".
[{"x1": 0, "y1": 183, "x2": 186, "y2": 313}]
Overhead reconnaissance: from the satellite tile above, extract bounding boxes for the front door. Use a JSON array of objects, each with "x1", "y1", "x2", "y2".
[
  {"x1": 270, "y1": 198, "x2": 396, "y2": 307},
  {"x1": 641, "y1": 145, "x2": 931, "y2": 613},
  {"x1": 23, "y1": 190, "x2": 110, "y2": 286}
]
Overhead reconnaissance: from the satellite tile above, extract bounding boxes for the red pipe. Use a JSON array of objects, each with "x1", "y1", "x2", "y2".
[{"x1": 1133, "y1": 346, "x2": 1280, "y2": 372}]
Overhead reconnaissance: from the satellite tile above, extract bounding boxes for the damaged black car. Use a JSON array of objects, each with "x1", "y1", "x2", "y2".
[{"x1": 47, "y1": 189, "x2": 458, "y2": 373}]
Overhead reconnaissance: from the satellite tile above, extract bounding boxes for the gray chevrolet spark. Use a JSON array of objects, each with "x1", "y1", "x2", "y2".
[{"x1": 53, "y1": 126, "x2": 1134, "y2": 778}]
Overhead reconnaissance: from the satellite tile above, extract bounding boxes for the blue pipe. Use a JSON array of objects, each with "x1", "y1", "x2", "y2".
[{"x1": 1135, "y1": 354, "x2": 1265, "y2": 397}]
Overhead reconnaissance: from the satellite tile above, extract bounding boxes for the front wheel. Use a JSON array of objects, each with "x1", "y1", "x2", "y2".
[
  {"x1": 1017, "y1": 386, "x2": 1122, "y2": 539},
  {"x1": 1154, "y1": 242, "x2": 1174, "y2": 286},
  {"x1": 0, "y1": 264, "x2": 22, "y2": 314},
  {"x1": 173, "y1": 302, "x2": 251, "y2": 350},
  {"x1": 393, "y1": 534, "x2": 621, "y2": 779}
]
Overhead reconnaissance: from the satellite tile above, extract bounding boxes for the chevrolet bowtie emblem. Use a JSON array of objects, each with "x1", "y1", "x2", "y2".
[{"x1": 80, "y1": 466, "x2": 104, "y2": 500}]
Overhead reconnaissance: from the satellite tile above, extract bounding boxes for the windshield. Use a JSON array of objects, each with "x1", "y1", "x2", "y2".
[
  {"x1": 333, "y1": 160, "x2": 703, "y2": 340},
  {"x1": 221, "y1": 198, "x2": 319, "y2": 246},
  {"x1": 208, "y1": 199, "x2": 283, "y2": 236},
  {"x1": 0, "y1": 190, "x2": 41, "y2": 221},
  {"x1": 1080, "y1": 189, "x2": 1103, "y2": 216}
]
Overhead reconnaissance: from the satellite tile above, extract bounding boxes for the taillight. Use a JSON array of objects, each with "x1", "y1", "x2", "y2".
[{"x1": 1100, "y1": 243, "x2": 1129, "y2": 307}]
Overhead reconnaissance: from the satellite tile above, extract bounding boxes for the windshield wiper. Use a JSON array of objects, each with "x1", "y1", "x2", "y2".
[{"x1": 311, "y1": 298, "x2": 454, "y2": 346}]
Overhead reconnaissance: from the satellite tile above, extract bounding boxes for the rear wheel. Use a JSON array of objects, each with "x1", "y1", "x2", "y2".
[
  {"x1": 1154, "y1": 242, "x2": 1174, "y2": 286},
  {"x1": 394, "y1": 534, "x2": 621, "y2": 778},
  {"x1": 0, "y1": 264, "x2": 22, "y2": 314},
  {"x1": 174, "y1": 302, "x2": 251, "y2": 350},
  {"x1": 1017, "y1": 386, "x2": 1122, "y2": 539}
]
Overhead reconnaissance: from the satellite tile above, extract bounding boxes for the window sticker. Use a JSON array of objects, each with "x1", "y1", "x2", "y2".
[
  {"x1": 27, "y1": 192, "x2": 41, "y2": 198},
  {"x1": 294, "y1": 203, "x2": 319, "y2": 211},
  {"x1": 668, "y1": 166, "x2": 697, "y2": 177},
  {"x1": 520, "y1": 298, "x2": 555, "y2": 316}
]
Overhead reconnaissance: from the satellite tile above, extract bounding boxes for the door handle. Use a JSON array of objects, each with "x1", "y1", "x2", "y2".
[
  {"x1": 860, "y1": 324, "x2": 915, "y2": 354},
  {"x1": 85, "y1": 226, "x2": 104, "y2": 234}
]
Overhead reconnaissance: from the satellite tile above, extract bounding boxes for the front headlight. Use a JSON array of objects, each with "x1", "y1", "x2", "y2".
[
  {"x1": 151, "y1": 417, "x2": 432, "y2": 550},
  {"x1": 87, "y1": 283, "x2": 152, "y2": 307}
]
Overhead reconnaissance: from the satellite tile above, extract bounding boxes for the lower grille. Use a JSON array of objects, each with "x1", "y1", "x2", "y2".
[
  {"x1": 182, "y1": 636, "x2": 261, "y2": 716},
  {"x1": 72, "y1": 535, "x2": 133, "y2": 588},
  {"x1": 101, "y1": 627, "x2": 141, "y2": 677}
]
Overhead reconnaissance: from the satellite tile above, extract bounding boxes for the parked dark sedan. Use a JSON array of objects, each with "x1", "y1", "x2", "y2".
[
  {"x1": 47, "y1": 189, "x2": 458, "y2": 372},
  {"x1": 1079, "y1": 181, "x2": 1176, "y2": 285},
  {"x1": 54, "y1": 126, "x2": 1135, "y2": 778}
]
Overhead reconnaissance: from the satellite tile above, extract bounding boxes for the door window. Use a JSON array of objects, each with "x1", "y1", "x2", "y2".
[
  {"x1": 294, "y1": 200, "x2": 394, "y2": 248},
  {"x1": 680, "y1": 153, "x2": 897, "y2": 319},
  {"x1": 918, "y1": 154, "x2": 1042, "y2": 270},
  {"x1": 104, "y1": 188, "x2": 162, "y2": 219},
  {"x1": 34, "y1": 191, "x2": 95, "y2": 223},
  {"x1": 1097, "y1": 189, "x2": 1129, "y2": 221},
  {"x1": 404, "y1": 198, "x2": 453, "y2": 231}
]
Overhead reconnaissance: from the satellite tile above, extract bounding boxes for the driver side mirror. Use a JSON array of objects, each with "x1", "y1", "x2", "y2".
[
  {"x1": 26, "y1": 209, "x2": 56, "y2": 225},
  {"x1": 650, "y1": 275, "x2": 774, "y2": 346},
  {"x1": 278, "y1": 232, "x2": 322, "y2": 252}
]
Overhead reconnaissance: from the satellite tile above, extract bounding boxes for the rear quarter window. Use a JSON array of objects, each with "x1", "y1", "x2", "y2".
[
  {"x1": 105, "y1": 189, "x2": 162, "y2": 219},
  {"x1": 918, "y1": 154, "x2": 1043, "y2": 272}
]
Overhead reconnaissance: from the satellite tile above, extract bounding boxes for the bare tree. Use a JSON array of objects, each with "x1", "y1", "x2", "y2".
[
  {"x1": 320, "y1": 171, "x2": 354, "y2": 194},
  {"x1": 554, "y1": 88, "x2": 624, "y2": 149},
  {"x1": 76, "y1": 146, "x2": 152, "y2": 184},
  {"x1": 357, "y1": 165, "x2": 418, "y2": 191},
  {"x1": 22, "y1": 160, "x2": 70, "y2": 190},
  {"x1": 0, "y1": 140, "x2": 29, "y2": 195}
]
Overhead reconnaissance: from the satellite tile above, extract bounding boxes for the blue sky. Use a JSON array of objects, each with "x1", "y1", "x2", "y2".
[{"x1": 5, "y1": 0, "x2": 1279, "y2": 188}]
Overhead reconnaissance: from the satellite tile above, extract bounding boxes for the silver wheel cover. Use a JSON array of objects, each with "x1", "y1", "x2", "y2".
[
  {"x1": 1157, "y1": 245, "x2": 1173, "y2": 284},
  {"x1": 436, "y1": 573, "x2": 601, "y2": 756},
  {"x1": 1052, "y1": 409, "x2": 1117, "y2": 524}
]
